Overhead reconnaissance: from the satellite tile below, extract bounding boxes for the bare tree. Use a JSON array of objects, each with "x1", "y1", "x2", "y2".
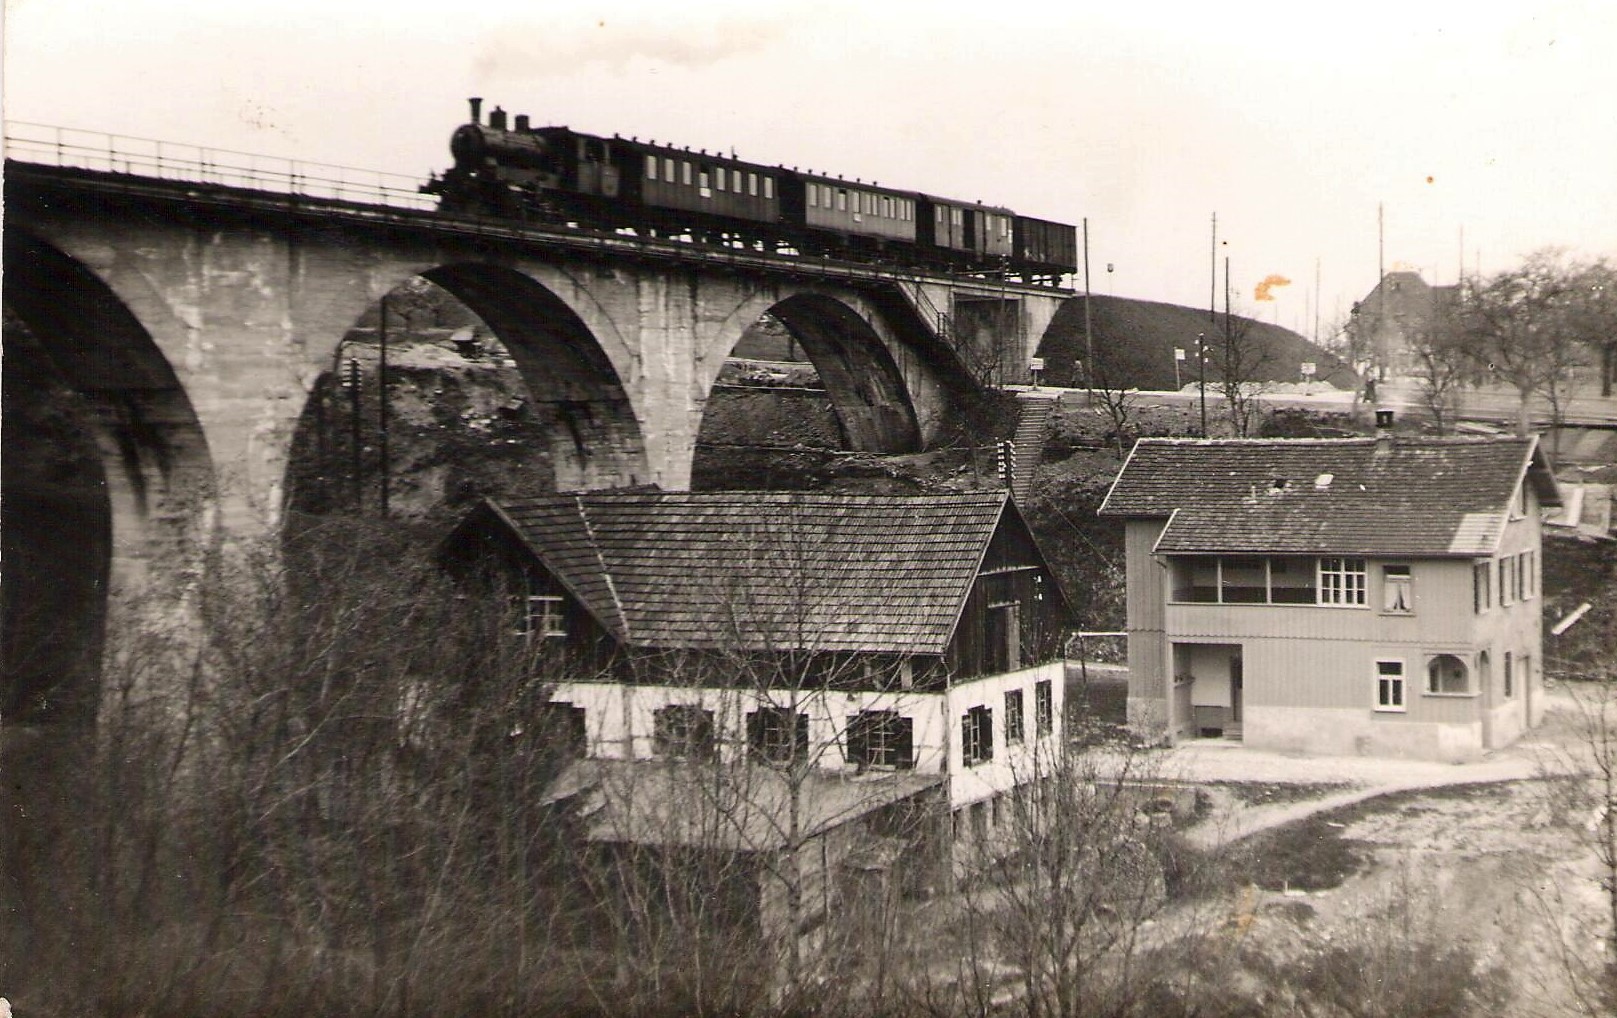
[
  {"x1": 1405, "y1": 319, "x2": 1473, "y2": 435},
  {"x1": 4, "y1": 515, "x2": 592, "y2": 1018},
  {"x1": 1535, "y1": 584, "x2": 1617, "y2": 1015},
  {"x1": 1456, "y1": 249, "x2": 1595, "y2": 443},
  {"x1": 1213, "y1": 310, "x2": 1278, "y2": 437}
]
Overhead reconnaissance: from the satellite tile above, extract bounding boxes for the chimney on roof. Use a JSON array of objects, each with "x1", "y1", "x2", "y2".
[{"x1": 1374, "y1": 408, "x2": 1395, "y2": 455}]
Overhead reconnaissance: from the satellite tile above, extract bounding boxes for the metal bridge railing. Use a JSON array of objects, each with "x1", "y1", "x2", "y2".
[{"x1": 3, "y1": 121, "x2": 436, "y2": 211}]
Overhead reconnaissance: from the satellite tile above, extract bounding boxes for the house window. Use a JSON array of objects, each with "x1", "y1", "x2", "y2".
[
  {"x1": 1524, "y1": 551, "x2": 1536, "y2": 599},
  {"x1": 1221, "y1": 556, "x2": 1268, "y2": 603},
  {"x1": 963, "y1": 705, "x2": 994, "y2": 766},
  {"x1": 653, "y1": 705, "x2": 716, "y2": 760},
  {"x1": 1375, "y1": 660, "x2": 1406, "y2": 712},
  {"x1": 1474, "y1": 562, "x2": 1492, "y2": 613},
  {"x1": 537, "y1": 702, "x2": 588, "y2": 757},
  {"x1": 1500, "y1": 557, "x2": 1514, "y2": 607},
  {"x1": 1035, "y1": 680, "x2": 1053, "y2": 736},
  {"x1": 747, "y1": 707, "x2": 808, "y2": 765},
  {"x1": 1504, "y1": 652, "x2": 1514, "y2": 697},
  {"x1": 846, "y1": 710, "x2": 914, "y2": 770},
  {"x1": 1426, "y1": 654, "x2": 1469, "y2": 695},
  {"x1": 520, "y1": 594, "x2": 566, "y2": 639},
  {"x1": 1382, "y1": 565, "x2": 1412, "y2": 613},
  {"x1": 1318, "y1": 558, "x2": 1367, "y2": 607},
  {"x1": 1005, "y1": 689, "x2": 1025, "y2": 746},
  {"x1": 1269, "y1": 556, "x2": 1317, "y2": 604}
]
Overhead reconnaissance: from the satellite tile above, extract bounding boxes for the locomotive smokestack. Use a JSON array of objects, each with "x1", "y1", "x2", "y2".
[
  {"x1": 515, "y1": 114, "x2": 530, "y2": 131},
  {"x1": 489, "y1": 106, "x2": 507, "y2": 130},
  {"x1": 468, "y1": 97, "x2": 483, "y2": 125}
]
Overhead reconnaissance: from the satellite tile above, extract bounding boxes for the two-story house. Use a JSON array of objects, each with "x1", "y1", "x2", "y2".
[
  {"x1": 1098, "y1": 429, "x2": 1559, "y2": 760},
  {"x1": 443, "y1": 490, "x2": 1075, "y2": 887}
]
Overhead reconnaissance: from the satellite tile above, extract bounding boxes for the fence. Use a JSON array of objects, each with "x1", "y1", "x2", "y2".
[{"x1": 4, "y1": 121, "x2": 435, "y2": 211}]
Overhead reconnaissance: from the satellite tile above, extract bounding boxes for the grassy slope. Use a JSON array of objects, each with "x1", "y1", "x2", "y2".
[{"x1": 1034, "y1": 295, "x2": 1359, "y2": 391}]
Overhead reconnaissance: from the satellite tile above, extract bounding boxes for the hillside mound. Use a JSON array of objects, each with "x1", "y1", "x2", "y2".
[{"x1": 1034, "y1": 295, "x2": 1358, "y2": 391}]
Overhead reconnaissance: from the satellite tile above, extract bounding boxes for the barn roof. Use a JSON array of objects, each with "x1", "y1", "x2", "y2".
[
  {"x1": 473, "y1": 490, "x2": 1021, "y2": 654},
  {"x1": 1099, "y1": 435, "x2": 1559, "y2": 557}
]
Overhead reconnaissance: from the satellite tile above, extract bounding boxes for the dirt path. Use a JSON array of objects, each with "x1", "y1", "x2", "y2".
[{"x1": 1155, "y1": 688, "x2": 1588, "y2": 850}]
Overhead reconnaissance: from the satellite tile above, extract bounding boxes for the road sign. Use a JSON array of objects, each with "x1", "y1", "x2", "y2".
[
  {"x1": 1300, "y1": 362, "x2": 1316, "y2": 378},
  {"x1": 1174, "y1": 347, "x2": 1186, "y2": 361},
  {"x1": 1028, "y1": 357, "x2": 1045, "y2": 372}
]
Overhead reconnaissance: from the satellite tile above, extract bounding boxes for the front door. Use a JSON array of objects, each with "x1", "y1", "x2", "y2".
[{"x1": 1230, "y1": 652, "x2": 1244, "y2": 724}]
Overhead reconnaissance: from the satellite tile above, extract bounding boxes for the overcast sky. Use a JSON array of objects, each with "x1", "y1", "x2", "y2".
[{"x1": 7, "y1": 0, "x2": 1616, "y2": 341}]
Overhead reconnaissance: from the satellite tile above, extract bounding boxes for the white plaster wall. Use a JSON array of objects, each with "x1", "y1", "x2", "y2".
[
  {"x1": 945, "y1": 662, "x2": 1065, "y2": 808},
  {"x1": 1244, "y1": 705, "x2": 1485, "y2": 762}
]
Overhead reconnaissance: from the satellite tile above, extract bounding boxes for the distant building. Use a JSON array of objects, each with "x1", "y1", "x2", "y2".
[
  {"x1": 1348, "y1": 270, "x2": 1458, "y2": 381},
  {"x1": 1099, "y1": 427, "x2": 1560, "y2": 760},
  {"x1": 442, "y1": 489, "x2": 1076, "y2": 926}
]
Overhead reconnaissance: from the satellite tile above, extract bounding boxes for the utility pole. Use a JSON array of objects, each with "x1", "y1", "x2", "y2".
[
  {"x1": 1083, "y1": 218, "x2": 1094, "y2": 397},
  {"x1": 1210, "y1": 212, "x2": 1218, "y2": 328},
  {"x1": 1197, "y1": 332, "x2": 1207, "y2": 437},
  {"x1": 347, "y1": 355, "x2": 363, "y2": 512},
  {"x1": 378, "y1": 294, "x2": 390, "y2": 517},
  {"x1": 1377, "y1": 202, "x2": 1385, "y2": 382}
]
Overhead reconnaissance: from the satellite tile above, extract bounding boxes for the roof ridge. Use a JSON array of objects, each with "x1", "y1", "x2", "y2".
[{"x1": 573, "y1": 494, "x2": 630, "y2": 642}]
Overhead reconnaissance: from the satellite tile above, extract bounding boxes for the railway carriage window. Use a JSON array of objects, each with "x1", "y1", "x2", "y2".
[
  {"x1": 838, "y1": 190, "x2": 847, "y2": 211},
  {"x1": 664, "y1": 156, "x2": 675, "y2": 181},
  {"x1": 809, "y1": 186, "x2": 818, "y2": 207},
  {"x1": 748, "y1": 172, "x2": 758, "y2": 195},
  {"x1": 764, "y1": 177, "x2": 774, "y2": 199},
  {"x1": 645, "y1": 154, "x2": 658, "y2": 180},
  {"x1": 698, "y1": 170, "x2": 711, "y2": 197},
  {"x1": 681, "y1": 161, "x2": 692, "y2": 186},
  {"x1": 714, "y1": 167, "x2": 725, "y2": 190}
]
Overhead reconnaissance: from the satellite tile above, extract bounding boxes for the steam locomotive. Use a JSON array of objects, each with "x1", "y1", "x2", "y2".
[{"x1": 422, "y1": 98, "x2": 1077, "y2": 284}]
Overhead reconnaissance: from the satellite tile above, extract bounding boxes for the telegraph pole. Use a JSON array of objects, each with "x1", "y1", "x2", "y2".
[
  {"x1": 1197, "y1": 332, "x2": 1207, "y2": 437},
  {"x1": 378, "y1": 294, "x2": 390, "y2": 517},
  {"x1": 1083, "y1": 218, "x2": 1094, "y2": 397}
]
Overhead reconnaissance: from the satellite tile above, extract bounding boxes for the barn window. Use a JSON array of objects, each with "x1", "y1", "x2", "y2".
[
  {"x1": 747, "y1": 707, "x2": 808, "y2": 764},
  {"x1": 515, "y1": 592, "x2": 565, "y2": 640},
  {"x1": 654, "y1": 705, "x2": 716, "y2": 760},
  {"x1": 846, "y1": 710, "x2": 914, "y2": 770},
  {"x1": 985, "y1": 601, "x2": 1022, "y2": 674},
  {"x1": 1426, "y1": 654, "x2": 1469, "y2": 695},
  {"x1": 962, "y1": 705, "x2": 994, "y2": 766},
  {"x1": 645, "y1": 154, "x2": 658, "y2": 180}
]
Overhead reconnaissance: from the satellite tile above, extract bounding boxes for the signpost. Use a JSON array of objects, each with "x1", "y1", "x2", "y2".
[
  {"x1": 1173, "y1": 347, "x2": 1185, "y2": 390},
  {"x1": 1029, "y1": 356, "x2": 1045, "y2": 388}
]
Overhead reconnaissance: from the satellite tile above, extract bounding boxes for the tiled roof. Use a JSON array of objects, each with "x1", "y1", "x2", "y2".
[
  {"x1": 489, "y1": 491, "x2": 1012, "y2": 653},
  {"x1": 545, "y1": 759, "x2": 945, "y2": 850},
  {"x1": 1099, "y1": 436, "x2": 1556, "y2": 557}
]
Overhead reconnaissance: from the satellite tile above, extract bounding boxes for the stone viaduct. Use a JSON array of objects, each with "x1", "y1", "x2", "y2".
[{"x1": 3, "y1": 159, "x2": 1071, "y2": 716}]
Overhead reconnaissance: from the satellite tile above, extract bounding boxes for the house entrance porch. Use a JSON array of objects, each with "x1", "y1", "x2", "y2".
[{"x1": 1171, "y1": 643, "x2": 1243, "y2": 741}]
